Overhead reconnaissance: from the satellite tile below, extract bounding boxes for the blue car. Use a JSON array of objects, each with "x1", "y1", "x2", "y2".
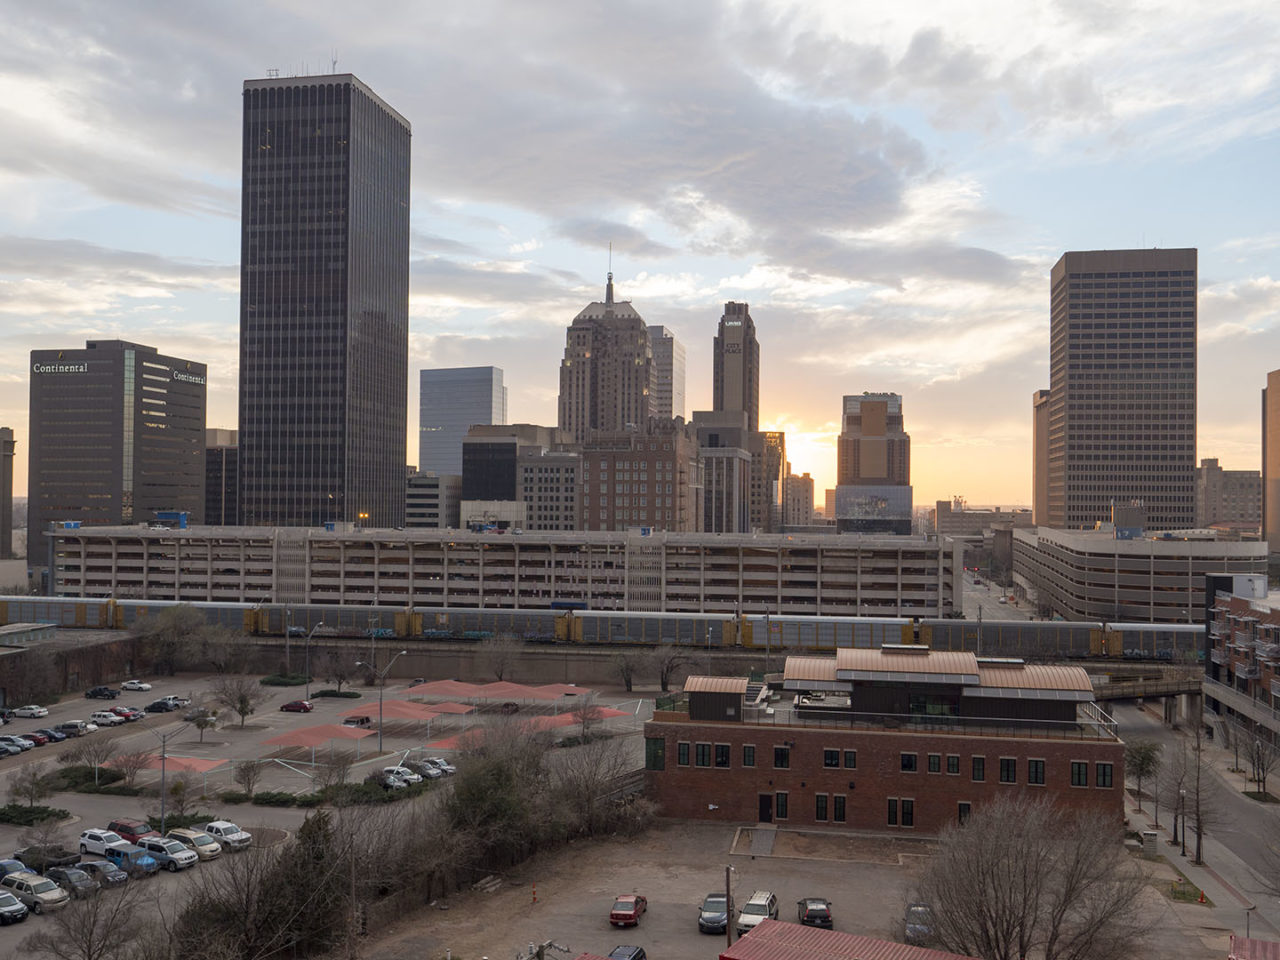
[
  {"x1": 0, "y1": 860, "x2": 27, "y2": 880},
  {"x1": 33, "y1": 728, "x2": 66, "y2": 743}
]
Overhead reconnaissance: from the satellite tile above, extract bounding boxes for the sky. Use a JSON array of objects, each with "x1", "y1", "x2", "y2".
[{"x1": 1, "y1": 0, "x2": 1279, "y2": 507}]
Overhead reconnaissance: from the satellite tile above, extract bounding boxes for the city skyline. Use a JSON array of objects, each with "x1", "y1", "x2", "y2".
[{"x1": 1, "y1": 3, "x2": 1277, "y2": 506}]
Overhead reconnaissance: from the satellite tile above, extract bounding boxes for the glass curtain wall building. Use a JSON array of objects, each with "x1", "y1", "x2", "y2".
[
  {"x1": 419, "y1": 367, "x2": 507, "y2": 476},
  {"x1": 238, "y1": 74, "x2": 411, "y2": 528}
]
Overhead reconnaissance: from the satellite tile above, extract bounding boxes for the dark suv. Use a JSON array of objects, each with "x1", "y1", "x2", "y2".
[
  {"x1": 85, "y1": 686, "x2": 119, "y2": 700},
  {"x1": 797, "y1": 896, "x2": 834, "y2": 929}
]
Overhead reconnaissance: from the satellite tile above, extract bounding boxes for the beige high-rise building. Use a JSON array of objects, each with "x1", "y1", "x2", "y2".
[
  {"x1": 557, "y1": 274, "x2": 653, "y2": 444},
  {"x1": 1032, "y1": 389, "x2": 1050, "y2": 526},
  {"x1": 783, "y1": 469, "x2": 814, "y2": 527},
  {"x1": 1047, "y1": 248, "x2": 1197, "y2": 529},
  {"x1": 1262, "y1": 369, "x2": 1280, "y2": 548},
  {"x1": 835, "y1": 393, "x2": 911, "y2": 535},
  {"x1": 1195, "y1": 458, "x2": 1260, "y2": 531},
  {"x1": 647, "y1": 325, "x2": 686, "y2": 421},
  {"x1": 749, "y1": 431, "x2": 785, "y2": 532},
  {"x1": 713, "y1": 302, "x2": 760, "y2": 433}
]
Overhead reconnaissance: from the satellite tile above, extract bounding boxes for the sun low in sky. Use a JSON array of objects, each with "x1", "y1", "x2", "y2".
[{"x1": 0, "y1": 1, "x2": 1277, "y2": 506}]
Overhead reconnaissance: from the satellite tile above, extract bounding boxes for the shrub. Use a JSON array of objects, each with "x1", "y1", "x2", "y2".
[
  {"x1": 259, "y1": 674, "x2": 310, "y2": 687},
  {"x1": 79, "y1": 784, "x2": 143, "y2": 797},
  {"x1": 0, "y1": 803, "x2": 70, "y2": 826},
  {"x1": 252, "y1": 791, "x2": 296, "y2": 807},
  {"x1": 44, "y1": 764, "x2": 129, "y2": 793},
  {"x1": 295, "y1": 793, "x2": 324, "y2": 808},
  {"x1": 311, "y1": 689, "x2": 362, "y2": 699},
  {"x1": 218, "y1": 790, "x2": 250, "y2": 804},
  {"x1": 161, "y1": 812, "x2": 217, "y2": 830}
]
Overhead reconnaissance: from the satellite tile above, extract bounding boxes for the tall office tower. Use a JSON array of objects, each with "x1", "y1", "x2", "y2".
[
  {"x1": 420, "y1": 367, "x2": 507, "y2": 475},
  {"x1": 558, "y1": 275, "x2": 653, "y2": 444},
  {"x1": 238, "y1": 74, "x2": 411, "y2": 528},
  {"x1": 1047, "y1": 249, "x2": 1197, "y2": 529},
  {"x1": 0, "y1": 427, "x2": 13, "y2": 559},
  {"x1": 1194, "y1": 458, "x2": 1261, "y2": 531},
  {"x1": 28, "y1": 341, "x2": 206, "y2": 567},
  {"x1": 647, "y1": 326, "x2": 686, "y2": 420},
  {"x1": 749, "y1": 430, "x2": 786, "y2": 532},
  {"x1": 1263, "y1": 370, "x2": 1280, "y2": 548},
  {"x1": 1032, "y1": 389, "x2": 1051, "y2": 526},
  {"x1": 712, "y1": 302, "x2": 760, "y2": 432},
  {"x1": 693, "y1": 410, "x2": 752, "y2": 533},
  {"x1": 783, "y1": 469, "x2": 814, "y2": 527},
  {"x1": 205, "y1": 428, "x2": 239, "y2": 526},
  {"x1": 835, "y1": 393, "x2": 912, "y2": 534}
]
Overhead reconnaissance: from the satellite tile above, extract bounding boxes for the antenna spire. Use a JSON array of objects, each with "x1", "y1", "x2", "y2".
[{"x1": 605, "y1": 242, "x2": 614, "y2": 305}]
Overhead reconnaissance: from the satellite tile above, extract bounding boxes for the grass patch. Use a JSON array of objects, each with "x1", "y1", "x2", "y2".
[{"x1": 1244, "y1": 791, "x2": 1280, "y2": 803}]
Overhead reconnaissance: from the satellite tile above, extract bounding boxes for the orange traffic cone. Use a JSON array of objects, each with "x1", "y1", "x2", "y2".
[{"x1": 1198, "y1": 889, "x2": 1206, "y2": 904}]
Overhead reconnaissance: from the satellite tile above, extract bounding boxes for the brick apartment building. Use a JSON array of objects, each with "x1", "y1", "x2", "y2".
[{"x1": 644, "y1": 647, "x2": 1123, "y2": 834}]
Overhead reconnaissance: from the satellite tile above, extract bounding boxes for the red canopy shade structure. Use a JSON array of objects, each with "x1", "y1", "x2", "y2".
[
  {"x1": 263, "y1": 724, "x2": 377, "y2": 761},
  {"x1": 424, "y1": 701, "x2": 475, "y2": 715},
  {"x1": 404, "y1": 679, "x2": 481, "y2": 698},
  {"x1": 108, "y1": 754, "x2": 227, "y2": 774},
  {"x1": 338, "y1": 700, "x2": 439, "y2": 721}
]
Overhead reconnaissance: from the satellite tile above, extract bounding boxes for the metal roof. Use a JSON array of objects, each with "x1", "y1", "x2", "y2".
[
  {"x1": 783, "y1": 657, "x2": 838, "y2": 683},
  {"x1": 1230, "y1": 935, "x2": 1280, "y2": 960},
  {"x1": 975, "y1": 662, "x2": 1093, "y2": 693},
  {"x1": 836, "y1": 648, "x2": 981, "y2": 683},
  {"x1": 719, "y1": 919, "x2": 979, "y2": 960},
  {"x1": 685, "y1": 676, "x2": 749, "y2": 694}
]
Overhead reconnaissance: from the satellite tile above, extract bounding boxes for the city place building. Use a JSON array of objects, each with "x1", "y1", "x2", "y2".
[
  {"x1": 419, "y1": 366, "x2": 506, "y2": 476},
  {"x1": 557, "y1": 274, "x2": 653, "y2": 444},
  {"x1": 1046, "y1": 248, "x2": 1197, "y2": 529},
  {"x1": 835, "y1": 393, "x2": 912, "y2": 534},
  {"x1": 1194, "y1": 458, "x2": 1260, "y2": 534},
  {"x1": 713, "y1": 301, "x2": 760, "y2": 432},
  {"x1": 643, "y1": 648, "x2": 1122, "y2": 834},
  {"x1": 49, "y1": 527, "x2": 960, "y2": 617},
  {"x1": 647, "y1": 326, "x2": 686, "y2": 421},
  {"x1": 238, "y1": 74, "x2": 411, "y2": 528},
  {"x1": 205, "y1": 428, "x2": 238, "y2": 527},
  {"x1": 0, "y1": 427, "x2": 12, "y2": 559},
  {"x1": 1012, "y1": 525, "x2": 1266, "y2": 623},
  {"x1": 28, "y1": 340, "x2": 206, "y2": 574},
  {"x1": 580, "y1": 419, "x2": 703, "y2": 533},
  {"x1": 405, "y1": 472, "x2": 461, "y2": 529}
]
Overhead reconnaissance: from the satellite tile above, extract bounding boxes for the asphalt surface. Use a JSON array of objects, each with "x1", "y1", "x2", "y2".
[{"x1": 960, "y1": 571, "x2": 1034, "y2": 622}]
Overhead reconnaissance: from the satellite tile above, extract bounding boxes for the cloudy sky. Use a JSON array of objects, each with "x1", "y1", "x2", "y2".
[{"x1": 2, "y1": 0, "x2": 1279, "y2": 506}]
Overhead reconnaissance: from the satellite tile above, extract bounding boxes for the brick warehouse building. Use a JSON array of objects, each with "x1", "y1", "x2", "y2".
[{"x1": 644, "y1": 647, "x2": 1123, "y2": 834}]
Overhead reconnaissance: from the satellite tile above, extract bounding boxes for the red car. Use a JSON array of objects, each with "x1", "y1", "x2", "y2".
[
  {"x1": 111, "y1": 706, "x2": 144, "y2": 721},
  {"x1": 107, "y1": 817, "x2": 159, "y2": 845},
  {"x1": 609, "y1": 894, "x2": 647, "y2": 927},
  {"x1": 24, "y1": 732, "x2": 49, "y2": 746},
  {"x1": 280, "y1": 700, "x2": 314, "y2": 713}
]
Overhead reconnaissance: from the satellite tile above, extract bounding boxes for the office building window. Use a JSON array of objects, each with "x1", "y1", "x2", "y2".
[
  {"x1": 947, "y1": 754, "x2": 960, "y2": 775},
  {"x1": 644, "y1": 738, "x2": 664, "y2": 771},
  {"x1": 1096, "y1": 762, "x2": 1114, "y2": 788},
  {"x1": 677, "y1": 742, "x2": 689, "y2": 766},
  {"x1": 775, "y1": 792, "x2": 789, "y2": 820},
  {"x1": 695, "y1": 743, "x2": 711, "y2": 767},
  {"x1": 844, "y1": 750, "x2": 857, "y2": 768},
  {"x1": 1028, "y1": 759, "x2": 1045, "y2": 785},
  {"x1": 999, "y1": 758, "x2": 1017, "y2": 784},
  {"x1": 774, "y1": 746, "x2": 790, "y2": 769},
  {"x1": 901, "y1": 799, "x2": 914, "y2": 828},
  {"x1": 714, "y1": 744, "x2": 730, "y2": 768},
  {"x1": 887, "y1": 798, "x2": 898, "y2": 826},
  {"x1": 927, "y1": 754, "x2": 941, "y2": 774},
  {"x1": 958, "y1": 802, "x2": 971, "y2": 825},
  {"x1": 815, "y1": 794, "x2": 828, "y2": 821},
  {"x1": 1071, "y1": 762, "x2": 1088, "y2": 787},
  {"x1": 833, "y1": 795, "x2": 846, "y2": 823},
  {"x1": 823, "y1": 749, "x2": 840, "y2": 768},
  {"x1": 901, "y1": 753, "x2": 918, "y2": 773},
  {"x1": 972, "y1": 757, "x2": 985, "y2": 782},
  {"x1": 742, "y1": 745, "x2": 755, "y2": 767}
]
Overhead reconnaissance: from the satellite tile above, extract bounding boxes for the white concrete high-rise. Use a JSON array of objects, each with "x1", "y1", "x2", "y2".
[
  {"x1": 648, "y1": 325, "x2": 686, "y2": 420},
  {"x1": 419, "y1": 367, "x2": 507, "y2": 476}
]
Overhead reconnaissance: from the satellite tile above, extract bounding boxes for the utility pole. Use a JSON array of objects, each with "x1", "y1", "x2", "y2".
[{"x1": 725, "y1": 864, "x2": 734, "y2": 949}]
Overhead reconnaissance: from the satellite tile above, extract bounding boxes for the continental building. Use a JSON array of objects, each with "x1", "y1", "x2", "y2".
[
  {"x1": 1194, "y1": 458, "x2": 1260, "y2": 533},
  {"x1": 28, "y1": 340, "x2": 206, "y2": 570},
  {"x1": 419, "y1": 367, "x2": 506, "y2": 476},
  {"x1": 836, "y1": 393, "x2": 911, "y2": 534},
  {"x1": 1047, "y1": 249, "x2": 1197, "y2": 529},
  {"x1": 0, "y1": 427, "x2": 13, "y2": 559},
  {"x1": 238, "y1": 74, "x2": 411, "y2": 528},
  {"x1": 647, "y1": 326, "x2": 685, "y2": 421},
  {"x1": 713, "y1": 301, "x2": 759, "y2": 432},
  {"x1": 557, "y1": 275, "x2": 653, "y2": 443},
  {"x1": 644, "y1": 649, "x2": 1122, "y2": 834},
  {"x1": 1012, "y1": 525, "x2": 1266, "y2": 623},
  {"x1": 48, "y1": 527, "x2": 960, "y2": 616}
]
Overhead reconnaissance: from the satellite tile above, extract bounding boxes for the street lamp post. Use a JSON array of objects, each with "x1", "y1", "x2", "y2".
[
  {"x1": 304, "y1": 622, "x2": 326, "y2": 700},
  {"x1": 1180, "y1": 789, "x2": 1187, "y2": 857},
  {"x1": 356, "y1": 650, "x2": 408, "y2": 753}
]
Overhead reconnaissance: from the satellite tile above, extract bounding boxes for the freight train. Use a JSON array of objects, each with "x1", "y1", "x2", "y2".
[{"x1": 0, "y1": 596, "x2": 1203, "y2": 661}]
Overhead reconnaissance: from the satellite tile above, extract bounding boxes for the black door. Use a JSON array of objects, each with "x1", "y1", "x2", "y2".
[{"x1": 758, "y1": 794, "x2": 773, "y2": 823}]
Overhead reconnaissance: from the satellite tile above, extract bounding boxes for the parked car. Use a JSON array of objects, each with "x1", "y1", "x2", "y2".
[
  {"x1": 341, "y1": 715, "x2": 372, "y2": 728},
  {"x1": 33, "y1": 727, "x2": 65, "y2": 743},
  {"x1": 403, "y1": 760, "x2": 443, "y2": 780},
  {"x1": 698, "y1": 892, "x2": 731, "y2": 934},
  {"x1": 165, "y1": 829, "x2": 221, "y2": 861},
  {"x1": 202, "y1": 821, "x2": 252, "y2": 850},
  {"x1": 90, "y1": 711, "x2": 126, "y2": 727},
  {"x1": 111, "y1": 706, "x2": 144, "y2": 721},
  {"x1": 45, "y1": 866, "x2": 98, "y2": 900},
  {"x1": 796, "y1": 897, "x2": 834, "y2": 929},
  {"x1": 424, "y1": 757, "x2": 456, "y2": 775},
  {"x1": 280, "y1": 700, "x2": 314, "y2": 713},
  {"x1": 609, "y1": 894, "x2": 647, "y2": 927},
  {"x1": 0, "y1": 743, "x2": 19, "y2": 757},
  {"x1": 365, "y1": 771, "x2": 407, "y2": 790},
  {"x1": 137, "y1": 837, "x2": 198, "y2": 872},
  {"x1": 84, "y1": 686, "x2": 119, "y2": 700},
  {"x1": 79, "y1": 830, "x2": 126, "y2": 856},
  {"x1": 121, "y1": 680, "x2": 152, "y2": 692},
  {"x1": 161, "y1": 695, "x2": 191, "y2": 708},
  {"x1": 904, "y1": 902, "x2": 935, "y2": 946},
  {"x1": 0, "y1": 860, "x2": 28, "y2": 879},
  {"x1": 55, "y1": 721, "x2": 88, "y2": 738},
  {"x1": 23, "y1": 732, "x2": 49, "y2": 746},
  {"x1": 102, "y1": 844, "x2": 159, "y2": 878},
  {"x1": 0, "y1": 871, "x2": 71, "y2": 913},
  {"x1": 0, "y1": 736, "x2": 33, "y2": 752},
  {"x1": 106, "y1": 819, "x2": 159, "y2": 845},
  {"x1": 83, "y1": 721, "x2": 99, "y2": 733},
  {"x1": 0, "y1": 890, "x2": 27, "y2": 925},
  {"x1": 736, "y1": 890, "x2": 778, "y2": 935},
  {"x1": 145, "y1": 700, "x2": 176, "y2": 713},
  {"x1": 79, "y1": 859, "x2": 128, "y2": 889},
  {"x1": 11, "y1": 705, "x2": 48, "y2": 719},
  {"x1": 383, "y1": 765, "x2": 423, "y2": 784},
  {"x1": 13, "y1": 845, "x2": 81, "y2": 872},
  {"x1": 607, "y1": 947, "x2": 647, "y2": 960}
]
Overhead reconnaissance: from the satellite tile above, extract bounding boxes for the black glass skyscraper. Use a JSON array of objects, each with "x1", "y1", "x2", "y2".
[{"x1": 239, "y1": 74, "x2": 411, "y2": 528}]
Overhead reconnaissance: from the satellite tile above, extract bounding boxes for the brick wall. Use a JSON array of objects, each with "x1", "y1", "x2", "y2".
[{"x1": 644, "y1": 719, "x2": 1124, "y2": 834}]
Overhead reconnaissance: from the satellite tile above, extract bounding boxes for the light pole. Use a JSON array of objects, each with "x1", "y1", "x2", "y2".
[
  {"x1": 304, "y1": 622, "x2": 325, "y2": 700},
  {"x1": 1180, "y1": 789, "x2": 1187, "y2": 857},
  {"x1": 356, "y1": 650, "x2": 408, "y2": 752},
  {"x1": 725, "y1": 864, "x2": 735, "y2": 949}
]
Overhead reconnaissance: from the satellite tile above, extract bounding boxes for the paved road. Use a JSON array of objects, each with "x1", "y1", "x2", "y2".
[{"x1": 960, "y1": 572, "x2": 1034, "y2": 622}]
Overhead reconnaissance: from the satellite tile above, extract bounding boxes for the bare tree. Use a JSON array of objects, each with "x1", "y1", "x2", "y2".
[
  {"x1": 1159, "y1": 740, "x2": 1191, "y2": 848},
  {"x1": 571, "y1": 692, "x2": 606, "y2": 741},
  {"x1": 480, "y1": 635, "x2": 523, "y2": 681},
  {"x1": 648, "y1": 645, "x2": 693, "y2": 692},
  {"x1": 916, "y1": 795, "x2": 1148, "y2": 960},
  {"x1": 313, "y1": 754, "x2": 353, "y2": 792},
  {"x1": 1188, "y1": 716, "x2": 1220, "y2": 865},
  {"x1": 191, "y1": 708, "x2": 219, "y2": 743},
  {"x1": 130, "y1": 604, "x2": 207, "y2": 676},
  {"x1": 233, "y1": 760, "x2": 264, "y2": 797},
  {"x1": 210, "y1": 674, "x2": 268, "y2": 728},
  {"x1": 321, "y1": 648, "x2": 356, "y2": 693},
  {"x1": 19, "y1": 876, "x2": 158, "y2": 960},
  {"x1": 112, "y1": 751, "x2": 153, "y2": 789},
  {"x1": 551, "y1": 735, "x2": 636, "y2": 835},
  {"x1": 9, "y1": 760, "x2": 52, "y2": 808},
  {"x1": 1251, "y1": 732, "x2": 1280, "y2": 799},
  {"x1": 62, "y1": 737, "x2": 118, "y2": 787},
  {"x1": 612, "y1": 650, "x2": 644, "y2": 693},
  {"x1": 1124, "y1": 739, "x2": 1161, "y2": 812}
]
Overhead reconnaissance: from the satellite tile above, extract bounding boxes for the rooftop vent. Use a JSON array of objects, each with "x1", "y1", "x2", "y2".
[
  {"x1": 976, "y1": 657, "x2": 1026, "y2": 668},
  {"x1": 880, "y1": 644, "x2": 930, "y2": 655}
]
